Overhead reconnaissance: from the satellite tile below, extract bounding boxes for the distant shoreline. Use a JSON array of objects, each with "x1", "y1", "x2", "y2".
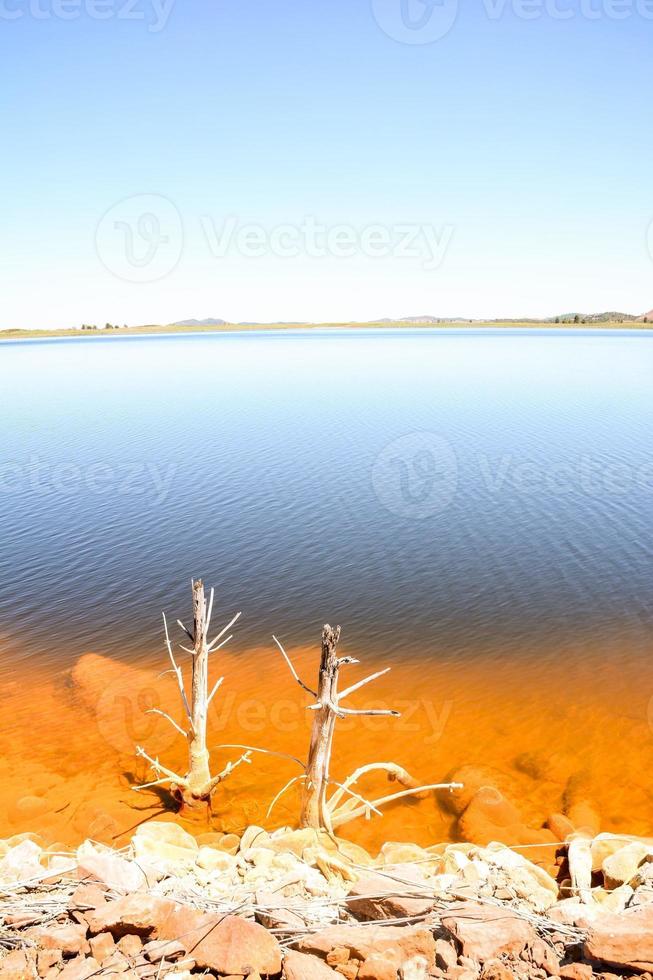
[{"x1": 2, "y1": 320, "x2": 653, "y2": 342}]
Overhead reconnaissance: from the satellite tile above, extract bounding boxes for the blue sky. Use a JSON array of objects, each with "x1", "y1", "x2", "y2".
[{"x1": 2, "y1": 0, "x2": 652, "y2": 327}]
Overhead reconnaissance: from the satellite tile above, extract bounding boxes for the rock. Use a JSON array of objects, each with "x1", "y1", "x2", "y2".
[
  {"x1": 240, "y1": 826, "x2": 270, "y2": 851},
  {"x1": 77, "y1": 841, "x2": 148, "y2": 893},
  {"x1": 440, "y1": 902, "x2": 536, "y2": 962},
  {"x1": 0, "y1": 950, "x2": 38, "y2": 979},
  {"x1": 440, "y1": 765, "x2": 516, "y2": 817},
  {"x1": 378, "y1": 842, "x2": 434, "y2": 867},
  {"x1": 346, "y1": 865, "x2": 433, "y2": 921},
  {"x1": 58, "y1": 958, "x2": 101, "y2": 980},
  {"x1": 216, "y1": 833, "x2": 241, "y2": 855},
  {"x1": 88, "y1": 933, "x2": 115, "y2": 963},
  {"x1": 594, "y1": 883, "x2": 634, "y2": 913},
  {"x1": 132, "y1": 821, "x2": 198, "y2": 873},
  {"x1": 566, "y1": 801, "x2": 600, "y2": 837},
  {"x1": 255, "y1": 891, "x2": 308, "y2": 932},
  {"x1": 86, "y1": 893, "x2": 176, "y2": 937},
  {"x1": 295, "y1": 924, "x2": 435, "y2": 969},
  {"x1": 435, "y1": 938, "x2": 458, "y2": 972},
  {"x1": 0, "y1": 839, "x2": 43, "y2": 883},
  {"x1": 548, "y1": 899, "x2": 601, "y2": 929},
  {"x1": 547, "y1": 813, "x2": 575, "y2": 842},
  {"x1": 480, "y1": 963, "x2": 514, "y2": 980},
  {"x1": 584, "y1": 905, "x2": 653, "y2": 970},
  {"x1": 196, "y1": 846, "x2": 236, "y2": 873},
  {"x1": 602, "y1": 842, "x2": 651, "y2": 889},
  {"x1": 28, "y1": 923, "x2": 89, "y2": 956},
  {"x1": 116, "y1": 933, "x2": 143, "y2": 956},
  {"x1": 143, "y1": 939, "x2": 186, "y2": 962},
  {"x1": 37, "y1": 949, "x2": 63, "y2": 975},
  {"x1": 71, "y1": 883, "x2": 107, "y2": 910},
  {"x1": 358, "y1": 951, "x2": 402, "y2": 979},
  {"x1": 530, "y1": 938, "x2": 561, "y2": 976},
  {"x1": 458, "y1": 786, "x2": 525, "y2": 845},
  {"x1": 158, "y1": 909, "x2": 282, "y2": 976},
  {"x1": 558, "y1": 966, "x2": 593, "y2": 980},
  {"x1": 283, "y1": 950, "x2": 340, "y2": 979},
  {"x1": 590, "y1": 834, "x2": 630, "y2": 873}
]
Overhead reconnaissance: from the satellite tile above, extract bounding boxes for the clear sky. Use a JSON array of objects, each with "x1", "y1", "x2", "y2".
[{"x1": 2, "y1": 0, "x2": 652, "y2": 328}]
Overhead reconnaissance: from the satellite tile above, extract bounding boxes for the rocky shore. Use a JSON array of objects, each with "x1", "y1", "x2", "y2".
[{"x1": 2, "y1": 819, "x2": 653, "y2": 980}]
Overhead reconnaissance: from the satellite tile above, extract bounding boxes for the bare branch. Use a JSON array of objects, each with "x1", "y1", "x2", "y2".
[
  {"x1": 331, "y1": 782, "x2": 463, "y2": 829},
  {"x1": 339, "y1": 707, "x2": 400, "y2": 717},
  {"x1": 209, "y1": 750, "x2": 252, "y2": 790},
  {"x1": 135, "y1": 746, "x2": 186, "y2": 787},
  {"x1": 207, "y1": 676, "x2": 224, "y2": 706},
  {"x1": 208, "y1": 610, "x2": 241, "y2": 650},
  {"x1": 205, "y1": 587, "x2": 214, "y2": 631},
  {"x1": 337, "y1": 667, "x2": 391, "y2": 702},
  {"x1": 176, "y1": 619, "x2": 194, "y2": 642},
  {"x1": 162, "y1": 613, "x2": 193, "y2": 725},
  {"x1": 272, "y1": 635, "x2": 317, "y2": 697},
  {"x1": 206, "y1": 633, "x2": 233, "y2": 654},
  {"x1": 266, "y1": 774, "x2": 306, "y2": 819},
  {"x1": 146, "y1": 708, "x2": 188, "y2": 739},
  {"x1": 211, "y1": 743, "x2": 306, "y2": 770}
]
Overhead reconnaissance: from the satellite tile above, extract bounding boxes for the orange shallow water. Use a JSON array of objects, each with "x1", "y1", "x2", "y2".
[{"x1": 2, "y1": 637, "x2": 653, "y2": 855}]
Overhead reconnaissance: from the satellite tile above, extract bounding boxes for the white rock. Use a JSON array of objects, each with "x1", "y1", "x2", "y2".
[
  {"x1": 0, "y1": 839, "x2": 43, "y2": 884},
  {"x1": 77, "y1": 840, "x2": 147, "y2": 892},
  {"x1": 195, "y1": 847, "x2": 236, "y2": 873}
]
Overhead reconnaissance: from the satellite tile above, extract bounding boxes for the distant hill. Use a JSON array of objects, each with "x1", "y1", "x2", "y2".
[
  {"x1": 551, "y1": 311, "x2": 638, "y2": 323},
  {"x1": 378, "y1": 315, "x2": 472, "y2": 324},
  {"x1": 637, "y1": 309, "x2": 653, "y2": 322},
  {"x1": 170, "y1": 317, "x2": 227, "y2": 327}
]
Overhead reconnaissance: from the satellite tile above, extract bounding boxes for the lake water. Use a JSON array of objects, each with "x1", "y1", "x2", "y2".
[{"x1": 1, "y1": 328, "x2": 652, "y2": 851}]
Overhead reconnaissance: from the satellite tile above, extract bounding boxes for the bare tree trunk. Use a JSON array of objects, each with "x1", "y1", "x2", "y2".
[
  {"x1": 300, "y1": 625, "x2": 341, "y2": 830},
  {"x1": 180, "y1": 580, "x2": 212, "y2": 805},
  {"x1": 135, "y1": 579, "x2": 251, "y2": 811},
  {"x1": 273, "y1": 623, "x2": 463, "y2": 833}
]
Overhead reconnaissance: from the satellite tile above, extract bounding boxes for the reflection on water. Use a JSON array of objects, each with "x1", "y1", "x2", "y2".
[{"x1": 0, "y1": 329, "x2": 652, "y2": 847}]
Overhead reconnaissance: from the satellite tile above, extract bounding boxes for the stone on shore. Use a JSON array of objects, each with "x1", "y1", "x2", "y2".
[
  {"x1": 440, "y1": 902, "x2": 536, "y2": 962},
  {"x1": 584, "y1": 904, "x2": 653, "y2": 970},
  {"x1": 346, "y1": 864, "x2": 433, "y2": 921}
]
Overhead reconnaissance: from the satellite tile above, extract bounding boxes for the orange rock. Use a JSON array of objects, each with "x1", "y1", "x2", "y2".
[
  {"x1": 0, "y1": 949, "x2": 37, "y2": 979},
  {"x1": 28, "y1": 923, "x2": 89, "y2": 956},
  {"x1": 440, "y1": 765, "x2": 516, "y2": 817},
  {"x1": 547, "y1": 812, "x2": 575, "y2": 842},
  {"x1": 440, "y1": 902, "x2": 536, "y2": 962},
  {"x1": 295, "y1": 924, "x2": 435, "y2": 970},
  {"x1": 283, "y1": 951, "x2": 340, "y2": 979},
  {"x1": 584, "y1": 905, "x2": 653, "y2": 971}
]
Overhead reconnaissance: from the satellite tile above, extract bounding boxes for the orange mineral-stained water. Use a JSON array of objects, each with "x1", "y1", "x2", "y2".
[{"x1": 1, "y1": 636, "x2": 652, "y2": 855}]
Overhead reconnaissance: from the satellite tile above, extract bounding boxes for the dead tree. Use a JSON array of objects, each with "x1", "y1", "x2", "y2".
[
  {"x1": 273, "y1": 624, "x2": 461, "y2": 833},
  {"x1": 134, "y1": 579, "x2": 251, "y2": 810}
]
